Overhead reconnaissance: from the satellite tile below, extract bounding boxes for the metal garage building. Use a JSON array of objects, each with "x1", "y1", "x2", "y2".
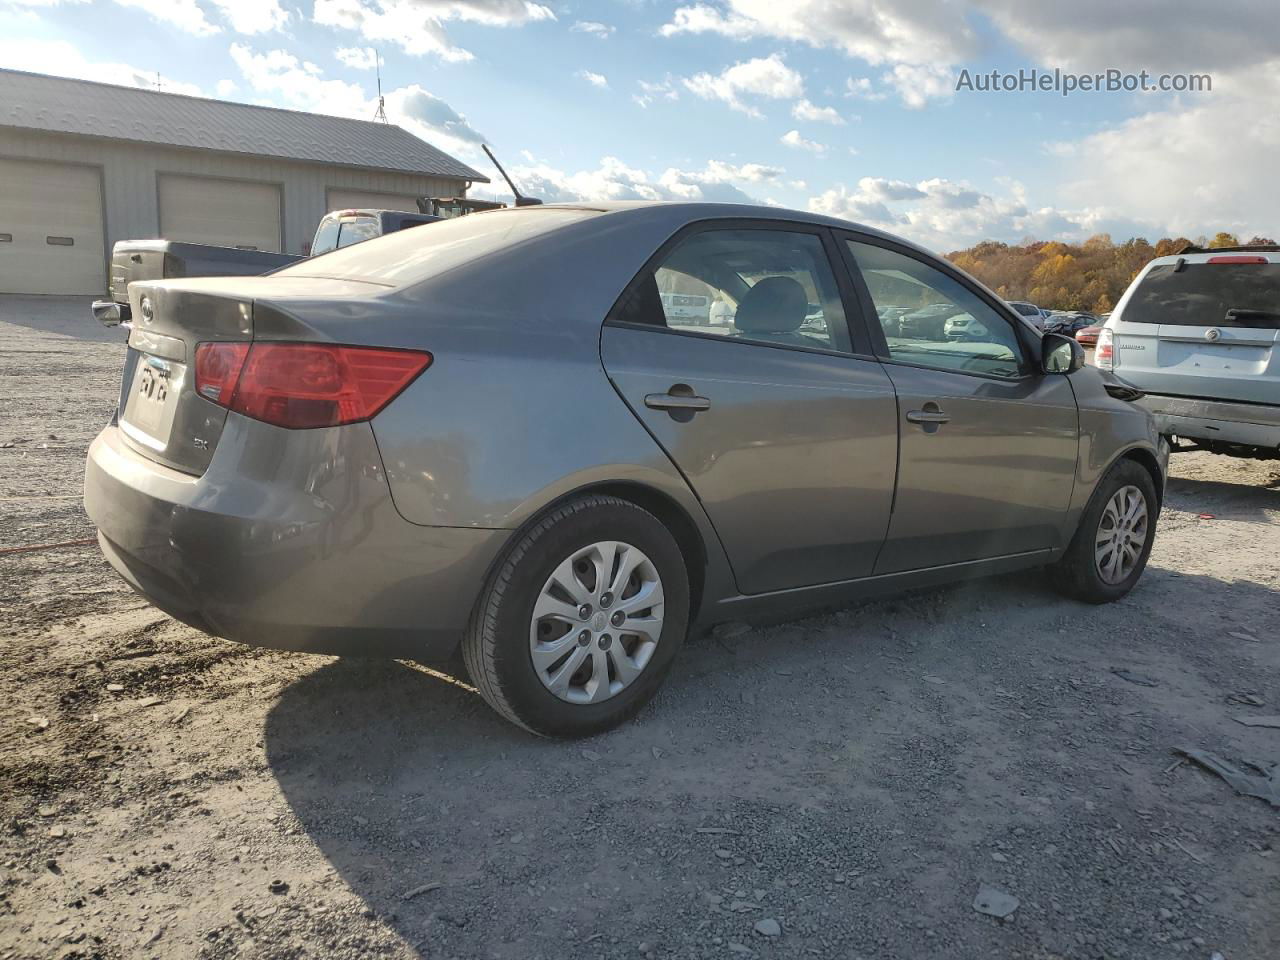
[{"x1": 0, "y1": 68, "x2": 487, "y2": 295}]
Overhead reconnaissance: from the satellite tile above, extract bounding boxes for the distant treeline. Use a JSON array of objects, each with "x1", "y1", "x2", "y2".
[{"x1": 946, "y1": 232, "x2": 1276, "y2": 313}]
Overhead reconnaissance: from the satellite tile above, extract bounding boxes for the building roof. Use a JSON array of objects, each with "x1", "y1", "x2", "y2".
[{"x1": 0, "y1": 68, "x2": 487, "y2": 183}]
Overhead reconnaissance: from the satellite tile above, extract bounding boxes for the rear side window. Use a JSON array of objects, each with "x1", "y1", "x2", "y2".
[
  {"x1": 311, "y1": 218, "x2": 339, "y2": 256},
  {"x1": 278, "y1": 207, "x2": 600, "y2": 285},
  {"x1": 1124, "y1": 262, "x2": 1280, "y2": 327},
  {"x1": 336, "y1": 217, "x2": 379, "y2": 249},
  {"x1": 613, "y1": 228, "x2": 852, "y2": 353}
]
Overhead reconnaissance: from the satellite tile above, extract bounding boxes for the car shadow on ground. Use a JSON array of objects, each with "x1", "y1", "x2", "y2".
[
  {"x1": 262, "y1": 565, "x2": 1279, "y2": 958},
  {"x1": 0, "y1": 294, "x2": 123, "y2": 343},
  {"x1": 1166, "y1": 473, "x2": 1280, "y2": 522}
]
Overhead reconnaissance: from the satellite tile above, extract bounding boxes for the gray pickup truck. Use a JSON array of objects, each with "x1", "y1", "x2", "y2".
[{"x1": 92, "y1": 208, "x2": 439, "y2": 327}]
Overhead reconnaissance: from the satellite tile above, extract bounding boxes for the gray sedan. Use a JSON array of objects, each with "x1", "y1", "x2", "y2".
[{"x1": 85, "y1": 202, "x2": 1167, "y2": 737}]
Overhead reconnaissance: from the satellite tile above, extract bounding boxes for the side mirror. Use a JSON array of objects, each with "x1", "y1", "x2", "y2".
[{"x1": 1042, "y1": 333, "x2": 1085, "y2": 374}]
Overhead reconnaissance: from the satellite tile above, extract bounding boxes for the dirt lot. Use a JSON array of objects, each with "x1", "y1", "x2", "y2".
[{"x1": 2, "y1": 296, "x2": 1278, "y2": 960}]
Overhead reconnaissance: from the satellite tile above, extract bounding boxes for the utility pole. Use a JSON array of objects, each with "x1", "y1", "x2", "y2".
[{"x1": 372, "y1": 50, "x2": 388, "y2": 123}]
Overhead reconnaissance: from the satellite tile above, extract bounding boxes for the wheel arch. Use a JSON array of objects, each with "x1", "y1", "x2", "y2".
[
  {"x1": 547, "y1": 480, "x2": 710, "y2": 622},
  {"x1": 1114, "y1": 444, "x2": 1165, "y2": 508}
]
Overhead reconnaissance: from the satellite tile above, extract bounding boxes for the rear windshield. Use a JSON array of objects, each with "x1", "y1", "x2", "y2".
[
  {"x1": 1124, "y1": 262, "x2": 1280, "y2": 327},
  {"x1": 1010, "y1": 302, "x2": 1039, "y2": 316},
  {"x1": 277, "y1": 207, "x2": 600, "y2": 286}
]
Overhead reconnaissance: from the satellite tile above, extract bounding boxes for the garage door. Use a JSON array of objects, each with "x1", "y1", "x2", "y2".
[
  {"x1": 0, "y1": 158, "x2": 105, "y2": 295},
  {"x1": 158, "y1": 175, "x2": 281, "y2": 252},
  {"x1": 326, "y1": 188, "x2": 421, "y2": 214}
]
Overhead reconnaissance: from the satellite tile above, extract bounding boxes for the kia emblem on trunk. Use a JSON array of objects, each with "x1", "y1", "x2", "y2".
[{"x1": 1204, "y1": 327, "x2": 1221, "y2": 341}]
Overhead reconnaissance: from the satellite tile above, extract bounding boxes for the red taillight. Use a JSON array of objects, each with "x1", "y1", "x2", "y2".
[
  {"x1": 1207, "y1": 255, "x2": 1268, "y2": 264},
  {"x1": 194, "y1": 342, "x2": 431, "y2": 429},
  {"x1": 194, "y1": 342, "x2": 250, "y2": 404},
  {"x1": 1095, "y1": 327, "x2": 1114, "y2": 369}
]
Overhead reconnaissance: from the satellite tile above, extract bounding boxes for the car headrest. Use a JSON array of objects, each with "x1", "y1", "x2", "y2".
[{"x1": 733, "y1": 277, "x2": 809, "y2": 334}]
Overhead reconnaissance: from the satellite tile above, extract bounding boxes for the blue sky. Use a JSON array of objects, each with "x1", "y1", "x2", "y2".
[{"x1": 3, "y1": 1, "x2": 1276, "y2": 250}]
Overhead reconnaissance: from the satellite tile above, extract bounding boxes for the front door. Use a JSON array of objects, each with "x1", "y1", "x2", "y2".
[
  {"x1": 840, "y1": 236, "x2": 1080, "y2": 574},
  {"x1": 601, "y1": 224, "x2": 898, "y2": 595}
]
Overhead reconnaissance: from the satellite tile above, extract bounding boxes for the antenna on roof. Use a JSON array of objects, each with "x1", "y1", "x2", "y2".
[
  {"x1": 481, "y1": 144, "x2": 542, "y2": 207},
  {"x1": 154, "y1": 72, "x2": 163, "y2": 93},
  {"x1": 372, "y1": 49, "x2": 388, "y2": 124}
]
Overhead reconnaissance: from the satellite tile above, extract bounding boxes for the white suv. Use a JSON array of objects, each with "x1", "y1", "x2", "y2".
[{"x1": 1098, "y1": 246, "x2": 1280, "y2": 459}]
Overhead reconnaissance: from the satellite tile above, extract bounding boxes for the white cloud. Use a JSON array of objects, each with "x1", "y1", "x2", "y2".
[
  {"x1": 229, "y1": 44, "x2": 487, "y2": 157},
  {"x1": 634, "y1": 77, "x2": 679, "y2": 108},
  {"x1": 209, "y1": 0, "x2": 288, "y2": 34},
  {"x1": 1050, "y1": 64, "x2": 1280, "y2": 243},
  {"x1": 973, "y1": 0, "x2": 1278, "y2": 75},
  {"x1": 578, "y1": 70, "x2": 608, "y2": 89},
  {"x1": 780, "y1": 129, "x2": 825, "y2": 153},
  {"x1": 881, "y1": 62, "x2": 954, "y2": 109},
  {"x1": 113, "y1": 0, "x2": 219, "y2": 36},
  {"x1": 0, "y1": 38, "x2": 204, "y2": 94},
  {"x1": 335, "y1": 46, "x2": 379, "y2": 69},
  {"x1": 808, "y1": 175, "x2": 1103, "y2": 251},
  {"x1": 662, "y1": 1, "x2": 976, "y2": 68},
  {"x1": 312, "y1": 0, "x2": 554, "y2": 61},
  {"x1": 683, "y1": 53, "x2": 804, "y2": 116},
  {"x1": 790, "y1": 98, "x2": 844, "y2": 124},
  {"x1": 571, "y1": 20, "x2": 614, "y2": 38},
  {"x1": 215, "y1": 78, "x2": 238, "y2": 97},
  {"x1": 473, "y1": 156, "x2": 782, "y2": 205}
]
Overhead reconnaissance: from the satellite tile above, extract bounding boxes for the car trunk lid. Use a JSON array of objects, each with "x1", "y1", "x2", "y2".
[
  {"x1": 116, "y1": 276, "x2": 384, "y2": 475},
  {"x1": 1111, "y1": 258, "x2": 1280, "y2": 405}
]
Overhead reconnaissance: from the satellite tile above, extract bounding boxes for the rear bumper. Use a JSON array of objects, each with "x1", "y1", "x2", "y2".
[
  {"x1": 84, "y1": 421, "x2": 508, "y2": 659},
  {"x1": 1139, "y1": 393, "x2": 1280, "y2": 451}
]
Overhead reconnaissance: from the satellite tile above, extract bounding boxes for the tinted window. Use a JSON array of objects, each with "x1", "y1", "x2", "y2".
[
  {"x1": 311, "y1": 218, "x2": 339, "y2": 256},
  {"x1": 1011, "y1": 302, "x2": 1039, "y2": 316},
  {"x1": 278, "y1": 208, "x2": 600, "y2": 285},
  {"x1": 1124, "y1": 262, "x2": 1280, "y2": 328},
  {"x1": 336, "y1": 217, "x2": 379, "y2": 249},
  {"x1": 848, "y1": 240, "x2": 1025, "y2": 379},
  {"x1": 617, "y1": 229, "x2": 851, "y2": 353}
]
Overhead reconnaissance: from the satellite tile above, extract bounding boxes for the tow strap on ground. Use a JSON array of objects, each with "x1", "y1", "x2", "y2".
[{"x1": 0, "y1": 537, "x2": 96, "y2": 556}]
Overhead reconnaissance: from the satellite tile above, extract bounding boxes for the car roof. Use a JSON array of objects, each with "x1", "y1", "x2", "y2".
[{"x1": 510, "y1": 200, "x2": 938, "y2": 258}]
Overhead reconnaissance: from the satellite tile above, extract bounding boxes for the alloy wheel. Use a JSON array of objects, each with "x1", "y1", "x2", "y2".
[
  {"x1": 1094, "y1": 484, "x2": 1149, "y2": 584},
  {"x1": 529, "y1": 540, "x2": 664, "y2": 704}
]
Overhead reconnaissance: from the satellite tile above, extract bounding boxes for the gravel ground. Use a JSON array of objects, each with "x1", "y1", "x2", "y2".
[{"x1": 2, "y1": 296, "x2": 1278, "y2": 960}]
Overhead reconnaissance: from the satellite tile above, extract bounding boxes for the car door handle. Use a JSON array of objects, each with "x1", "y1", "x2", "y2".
[
  {"x1": 644, "y1": 391, "x2": 711, "y2": 412},
  {"x1": 905, "y1": 410, "x2": 950, "y2": 424}
]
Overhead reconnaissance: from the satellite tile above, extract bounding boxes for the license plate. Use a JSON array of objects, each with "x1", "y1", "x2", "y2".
[{"x1": 121, "y1": 353, "x2": 185, "y2": 451}]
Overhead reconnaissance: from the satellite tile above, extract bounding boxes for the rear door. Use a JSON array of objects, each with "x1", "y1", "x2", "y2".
[
  {"x1": 839, "y1": 236, "x2": 1079, "y2": 573},
  {"x1": 1111, "y1": 255, "x2": 1280, "y2": 404},
  {"x1": 601, "y1": 223, "x2": 898, "y2": 595}
]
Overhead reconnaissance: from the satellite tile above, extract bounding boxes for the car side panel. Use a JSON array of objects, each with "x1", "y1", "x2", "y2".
[{"x1": 1061, "y1": 367, "x2": 1168, "y2": 538}]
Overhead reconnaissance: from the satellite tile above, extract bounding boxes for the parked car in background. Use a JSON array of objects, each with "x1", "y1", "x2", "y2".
[
  {"x1": 1044, "y1": 312, "x2": 1098, "y2": 337},
  {"x1": 1008, "y1": 300, "x2": 1047, "y2": 330},
  {"x1": 1076, "y1": 325, "x2": 1103, "y2": 347},
  {"x1": 1099, "y1": 245, "x2": 1280, "y2": 460},
  {"x1": 92, "y1": 208, "x2": 440, "y2": 328},
  {"x1": 84, "y1": 202, "x2": 1167, "y2": 737},
  {"x1": 899, "y1": 301, "x2": 966, "y2": 339}
]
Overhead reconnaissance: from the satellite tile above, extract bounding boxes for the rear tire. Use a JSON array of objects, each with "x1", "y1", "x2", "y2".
[
  {"x1": 1053, "y1": 458, "x2": 1157, "y2": 603},
  {"x1": 462, "y1": 495, "x2": 690, "y2": 737}
]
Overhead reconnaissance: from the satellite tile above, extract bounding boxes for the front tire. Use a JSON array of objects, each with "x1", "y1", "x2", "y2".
[
  {"x1": 1053, "y1": 458, "x2": 1157, "y2": 603},
  {"x1": 462, "y1": 495, "x2": 690, "y2": 737}
]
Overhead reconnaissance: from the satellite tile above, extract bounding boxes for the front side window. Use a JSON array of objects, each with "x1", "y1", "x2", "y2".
[
  {"x1": 615, "y1": 229, "x2": 852, "y2": 353},
  {"x1": 847, "y1": 240, "x2": 1025, "y2": 379}
]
